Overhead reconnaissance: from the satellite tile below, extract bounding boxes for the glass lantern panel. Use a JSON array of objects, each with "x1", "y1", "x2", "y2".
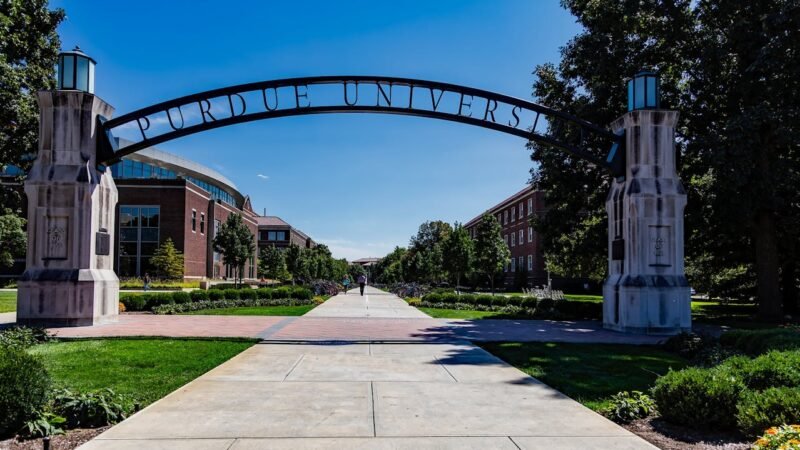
[
  {"x1": 57, "y1": 55, "x2": 63, "y2": 89},
  {"x1": 76, "y1": 57, "x2": 89, "y2": 91},
  {"x1": 627, "y1": 80, "x2": 634, "y2": 111},
  {"x1": 88, "y1": 62, "x2": 95, "y2": 93},
  {"x1": 634, "y1": 77, "x2": 646, "y2": 110},
  {"x1": 646, "y1": 76, "x2": 657, "y2": 108},
  {"x1": 62, "y1": 55, "x2": 75, "y2": 89}
]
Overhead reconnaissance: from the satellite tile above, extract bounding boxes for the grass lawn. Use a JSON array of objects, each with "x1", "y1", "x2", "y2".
[
  {"x1": 0, "y1": 291, "x2": 15, "y2": 313},
  {"x1": 29, "y1": 338, "x2": 254, "y2": 407},
  {"x1": 480, "y1": 342, "x2": 687, "y2": 411},
  {"x1": 418, "y1": 307, "x2": 509, "y2": 319},
  {"x1": 181, "y1": 304, "x2": 317, "y2": 316}
]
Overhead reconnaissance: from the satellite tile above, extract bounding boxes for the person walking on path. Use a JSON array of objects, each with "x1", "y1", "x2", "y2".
[
  {"x1": 357, "y1": 274, "x2": 367, "y2": 296},
  {"x1": 143, "y1": 273, "x2": 151, "y2": 292},
  {"x1": 342, "y1": 275, "x2": 351, "y2": 295}
]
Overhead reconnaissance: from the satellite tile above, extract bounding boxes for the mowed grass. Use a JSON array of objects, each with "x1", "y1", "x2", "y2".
[
  {"x1": 480, "y1": 342, "x2": 687, "y2": 411},
  {"x1": 181, "y1": 304, "x2": 317, "y2": 316},
  {"x1": 0, "y1": 291, "x2": 15, "y2": 313},
  {"x1": 28, "y1": 338, "x2": 255, "y2": 407},
  {"x1": 417, "y1": 307, "x2": 509, "y2": 319}
]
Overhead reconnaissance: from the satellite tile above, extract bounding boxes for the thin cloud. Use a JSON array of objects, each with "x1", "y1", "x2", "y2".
[{"x1": 257, "y1": 174, "x2": 269, "y2": 180}]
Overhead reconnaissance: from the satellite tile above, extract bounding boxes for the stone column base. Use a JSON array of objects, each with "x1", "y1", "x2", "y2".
[
  {"x1": 17, "y1": 269, "x2": 119, "y2": 327},
  {"x1": 603, "y1": 275, "x2": 691, "y2": 335}
]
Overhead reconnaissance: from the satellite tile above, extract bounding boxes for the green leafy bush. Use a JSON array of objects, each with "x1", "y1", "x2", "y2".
[
  {"x1": 120, "y1": 293, "x2": 148, "y2": 311},
  {"x1": 190, "y1": 290, "x2": 209, "y2": 302},
  {"x1": 492, "y1": 296, "x2": 509, "y2": 307},
  {"x1": 171, "y1": 291, "x2": 191, "y2": 304},
  {"x1": 22, "y1": 411, "x2": 65, "y2": 438},
  {"x1": 0, "y1": 347, "x2": 52, "y2": 437},
  {"x1": 0, "y1": 326, "x2": 51, "y2": 350},
  {"x1": 723, "y1": 351, "x2": 800, "y2": 391},
  {"x1": 239, "y1": 289, "x2": 257, "y2": 300},
  {"x1": 460, "y1": 294, "x2": 477, "y2": 304},
  {"x1": 152, "y1": 297, "x2": 315, "y2": 314},
  {"x1": 272, "y1": 287, "x2": 290, "y2": 299},
  {"x1": 604, "y1": 391, "x2": 657, "y2": 424},
  {"x1": 53, "y1": 388, "x2": 132, "y2": 428},
  {"x1": 149, "y1": 293, "x2": 174, "y2": 308},
  {"x1": 256, "y1": 288, "x2": 272, "y2": 299},
  {"x1": 423, "y1": 293, "x2": 442, "y2": 303},
  {"x1": 441, "y1": 293, "x2": 459, "y2": 304},
  {"x1": 536, "y1": 298, "x2": 555, "y2": 312},
  {"x1": 653, "y1": 366, "x2": 745, "y2": 429},
  {"x1": 208, "y1": 289, "x2": 224, "y2": 301},
  {"x1": 720, "y1": 329, "x2": 800, "y2": 356},
  {"x1": 223, "y1": 289, "x2": 241, "y2": 300},
  {"x1": 736, "y1": 387, "x2": 800, "y2": 437},
  {"x1": 476, "y1": 295, "x2": 494, "y2": 306}
]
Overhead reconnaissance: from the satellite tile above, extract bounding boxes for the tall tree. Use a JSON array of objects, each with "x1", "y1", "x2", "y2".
[
  {"x1": 473, "y1": 213, "x2": 510, "y2": 293},
  {"x1": 149, "y1": 238, "x2": 184, "y2": 279},
  {"x1": 442, "y1": 223, "x2": 474, "y2": 290},
  {"x1": 406, "y1": 220, "x2": 452, "y2": 283},
  {"x1": 212, "y1": 214, "x2": 255, "y2": 288},
  {"x1": 284, "y1": 243, "x2": 302, "y2": 285},
  {"x1": 0, "y1": 0, "x2": 65, "y2": 212},
  {"x1": 0, "y1": 212, "x2": 25, "y2": 268},
  {"x1": 259, "y1": 245, "x2": 289, "y2": 281}
]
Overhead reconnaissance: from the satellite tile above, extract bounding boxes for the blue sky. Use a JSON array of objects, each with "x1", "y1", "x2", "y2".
[{"x1": 52, "y1": 0, "x2": 581, "y2": 260}]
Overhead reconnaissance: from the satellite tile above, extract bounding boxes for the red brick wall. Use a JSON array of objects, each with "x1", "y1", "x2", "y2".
[{"x1": 183, "y1": 184, "x2": 212, "y2": 278}]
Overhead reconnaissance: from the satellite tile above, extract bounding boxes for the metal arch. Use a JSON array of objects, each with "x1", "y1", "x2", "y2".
[{"x1": 98, "y1": 76, "x2": 625, "y2": 177}]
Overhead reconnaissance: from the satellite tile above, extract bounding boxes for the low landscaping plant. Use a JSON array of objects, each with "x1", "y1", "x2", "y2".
[
  {"x1": 190, "y1": 290, "x2": 210, "y2": 302},
  {"x1": 0, "y1": 326, "x2": 51, "y2": 351},
  {"x1": 22, "y1": 411, "x2": 65, "y2": 438},
  {"x1": 416, "y1": 294, "x2": 601, "y2": 320},
  {"x1": 152, "y1": 297, "x2": 315, "y2": 314},
  {"x1": 737, "y1": 388, "x2": 800, "y2": 437},
  {"x1": 121, "y1": 287, "x2": 314, "y2": 312},
  {"x1": 603, "y1": 391, "x2": 657, "y2": 424},
  {"x1": 652, "y1": 366, "x2": 745, "y2": 429},
  {"x1": 720, "y1": 328, "x2": 800, "y2": 356},
  {"x1": 0, "y1": 347, "x2": 52, "y2": 437},
  {"x1": 723, "y1": 351, "x2": 800, "y2": 391},
  {"x1": 53, "y1": 388, "x2": 132, "y2": 429},
  {"x1": 752, "y1": 425, "x2": 800, "y2": 450}
]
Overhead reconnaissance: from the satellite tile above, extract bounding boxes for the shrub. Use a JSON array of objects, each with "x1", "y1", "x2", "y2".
[
  {"x1": 752, "y1": 424, "x2": 800, "y2": 450},
  {"x1": 0, "y1": 347, "x2": 52, "y2": 437},
  {"x1": 291, "y1": 287, "x2": 313, "y2": 300},
  {"x1": 476, "y1": 295, "x2": 494, "y2": 306},
  {"x1": 720, "y1": 329, "x2": 800, "y2": 356},
  {"x1": 149, "y1": 293, "x2": 175, "y2": 308},
  {"x1": 190, "y1": 290, "x2": 209, "y2": 302},
  {"x1": 223, "y1": 289, "x2": 241, "y2": 300},
  {"x1": 724, "y1": 351, "x2": 800, "y2": 391},
  {"x1": 737, "y1": 388, "x2": 800, "y2": 437},
  {"x1": 424, "y1": 293, "x2": 443, "y2": 303},
  {"x1": 171, "y1": 291, "x2": 191, "y2": 304},
  {"x1": 492, "y1": 297, "x2": 509, "y2": 307},
  {"x1": 536, "y1": 298, "x2": 555, "y2": 311},
  {"x1": 507, "y1": 295, "x2": 523, "y2": 307},
  {"x1": 460, "y1": 294, "x2": 477, "y2": 304},
  {"x1": 256, "y1": 288, "x2": 272, "y2": 300},
  {"x1": 118, "y1": 302, "x2": 126, "y2": 313},
  {"x1": 272, "y1": 287, "x2": 290, "y2": 299},
  {"x1": 663, "y1": 332, "x2": 715, "y2": 359},
  {"x1": 121, "y1": 294, "x2": 147, "y2": 311},
  {"x1": 22, "y1": 411, "x2": 65, "y2": 438},
  {"x1": 208, "y1": 289, "x2": 224, "y2": 301},
  {"x1": 653, "y1": 366, "x2": 745, "y2": 429},
  {"x1": 152, "y1": 297, "x2": 315, "y2": 314},
  {"x1": 53, "y1": 388, "x2": 132, "y2": 429},
  {"x1": 604, "y1": 391, "x2": 657, "y2": 424},
  {"x1": 406, "y1": 298, "x2": 421, "y2": 306},
  {"x1": 520, "y1": 297, "x2": 538, "y2": 309},
  {"x1": 441, "y1": 293, "x2": 459, "y2": 304},
  {"x1": 0, "y1": 326, "x2": 51, "y2": 351},
  {"x1": 239, "y1": 289, "x2": 257, "y2": 300}
]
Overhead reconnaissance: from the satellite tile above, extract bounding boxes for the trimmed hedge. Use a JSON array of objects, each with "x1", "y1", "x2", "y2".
[
  {"x1": 121, "y1": 286, "x2": 314, "y2": 312},
  {"x1": 736, "y1": 387, "x2": 800, "y2": 436},
  {"x1": 653, "y1": 366, "x2": 745, "y2": 429},
  {"x1": 720, "y1": 328, "x2": 800, "y2": 356},
  {"x1": 723, "y1": 351, "x2": 800, "y2": 391},
  {"x1": 0, "y1": 347, "x2": 52, "y2": 437},
  {"x1": 416, "y1": 294, "x2": 601, "y2": 320},
  {"x1": 153, "y1": 297, "x2": 315, "y2": 315}
]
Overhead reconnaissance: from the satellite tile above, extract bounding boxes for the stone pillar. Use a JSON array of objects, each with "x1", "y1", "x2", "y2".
[
  {"x1": 17, "y1": 91, "x2": 119, "y2": 326},
  {"x1": 602, "y1": 110, "x2": 691, "y2": 334}
]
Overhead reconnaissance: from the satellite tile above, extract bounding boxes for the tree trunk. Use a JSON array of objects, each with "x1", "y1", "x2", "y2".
[
  {"x1": 753, "y1": 211, "x2": 783, "y2": 321},
  {"x1": 782, "y1": 262, "x2": 798, "y2": 316}
]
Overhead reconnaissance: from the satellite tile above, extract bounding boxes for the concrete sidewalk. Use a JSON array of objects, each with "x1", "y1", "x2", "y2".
[
  {"x1": 80, "y1": 341, "x2": 656, "y2": 450},
  {"x1": 304, "y1": 286, "x2": 430, "y2": 318}
]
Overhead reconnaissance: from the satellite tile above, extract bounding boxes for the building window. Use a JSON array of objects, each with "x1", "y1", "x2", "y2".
[
  {"x1": 503, "y1": 210, "x2": 508, "y2": 224},
  {"x1": 519, "y1": 229, "x2": 524, "y2": 245},
  {"x1": 497, "y1": 213, "x2": 501, "y2": 224},
  {"x1": 519, "y1": 203, "x2": 524, "y2": 218},
  {"x1": 504, "y1": 234, "x2": 508, "y2": 245},
  {"x1": 528, "y1": 198, "x2": 533, "y2": 216},
  {"x1": 213, "y1": 219, "x2": 222, "y2": 263},
  {"x1": 511, "y1": 207, "x2": 516, "y2": 222},
  {"x1": 511, "y1": 258, "x2": 516, "y2": 272},
  {"x1": 118, "y1": 206, "x2": 160, "y2": 277},
  {"x1": 191, "y1": 210, "x2": 196, "y2": 232},
  {"x1": 528, "y1": 226, "x2": 533, "y2": 243},
  {"x1": 519, "y1": 256, "x2": 524, "y2": 271},
  {"x1": 200, "y1": 213, "x2": 205, "y2": 234},
  {"x1": 528, "y1": 254, "x2": 533, "y2": 270},
  {"x1": 511, "y1": 233, "x2": 516, "y2": 247}
]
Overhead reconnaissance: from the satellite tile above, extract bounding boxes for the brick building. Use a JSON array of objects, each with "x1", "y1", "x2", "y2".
[
  {"x1": 464, "y1": 186, "x2": 547, "y2": 289},
  {"x1": 256, "y1": 216, "x2": 315, "y2": 252},
  {"x1": 111, "y1": 140, "x2": 259, "y2": 280}
]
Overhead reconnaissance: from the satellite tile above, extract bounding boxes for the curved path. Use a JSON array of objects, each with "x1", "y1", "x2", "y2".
[{"x1": 79, "y1": 288, "x2": 656, "y2": 449}]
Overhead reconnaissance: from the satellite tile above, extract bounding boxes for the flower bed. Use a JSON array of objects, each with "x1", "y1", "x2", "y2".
[
  {"x1": 152, "y1": 298, "x2": 316, "y2": 315},
  {"x1": 120, "y1": 286, "x2": 314, "y2": 312},
  {"x1": 417, "y1": 293, "x2": 602, "y2": 320}
]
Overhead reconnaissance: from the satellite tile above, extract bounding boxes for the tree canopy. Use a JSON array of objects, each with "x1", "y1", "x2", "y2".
[{"x1": 212, "y1": 214, "x2": 255, "y2": 288}]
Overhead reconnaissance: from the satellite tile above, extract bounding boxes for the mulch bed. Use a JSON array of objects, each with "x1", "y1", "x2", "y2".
[
  {"x1": 0, "y1": 427, "x2": 107, "y2": 450},
  {"x1": 625, "y1": 418, "x2": 750, "y2": 450}
]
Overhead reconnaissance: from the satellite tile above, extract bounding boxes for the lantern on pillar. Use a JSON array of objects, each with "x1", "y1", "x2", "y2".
[
  {"x1": 57, "y1": 46, "x2": 96, "y2": 93},
  {"x1": 627, "y1": 70, "x2": 659, "y2": 111}
]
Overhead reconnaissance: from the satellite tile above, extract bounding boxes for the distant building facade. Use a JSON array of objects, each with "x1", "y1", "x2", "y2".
[
  {"x1": 256, "y1": 216, "x2": 315, "y2": 252},
  {"x1": 464, "y1": 186, "x2": 547, "y2": 289}
]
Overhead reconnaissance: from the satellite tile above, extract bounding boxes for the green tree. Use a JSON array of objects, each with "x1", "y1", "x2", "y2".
[
  {"x1": 442, "y1": 223, "x2": 474, "y2": 290},
  {"x1": 473, "y1": 213, "x2": 510, "y2": 293},
  {"x1": 405, "y1": 220, "x2": 452, "y2": 283},
  {"x1": 259, "y1": 245, "x2": 289, "y2": 281},
  {"x1": 374, "y1": 246, "x2": 406, "y2": 284},
  {"x1": 0, "y1": 212, "x2": 25, "y2": 268},
  {"x1": 284, "y1": 243, "x2": 302, "y2": 284},
  {"x1": 148, "y1": 237, "x2": 184, "y2": 279},
  {"x1": 0, "y1": 0, "x2": 65, "y2": 212},
  {"x1": 212, "y1": 214, "x2": 255, "y2": 288}
]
